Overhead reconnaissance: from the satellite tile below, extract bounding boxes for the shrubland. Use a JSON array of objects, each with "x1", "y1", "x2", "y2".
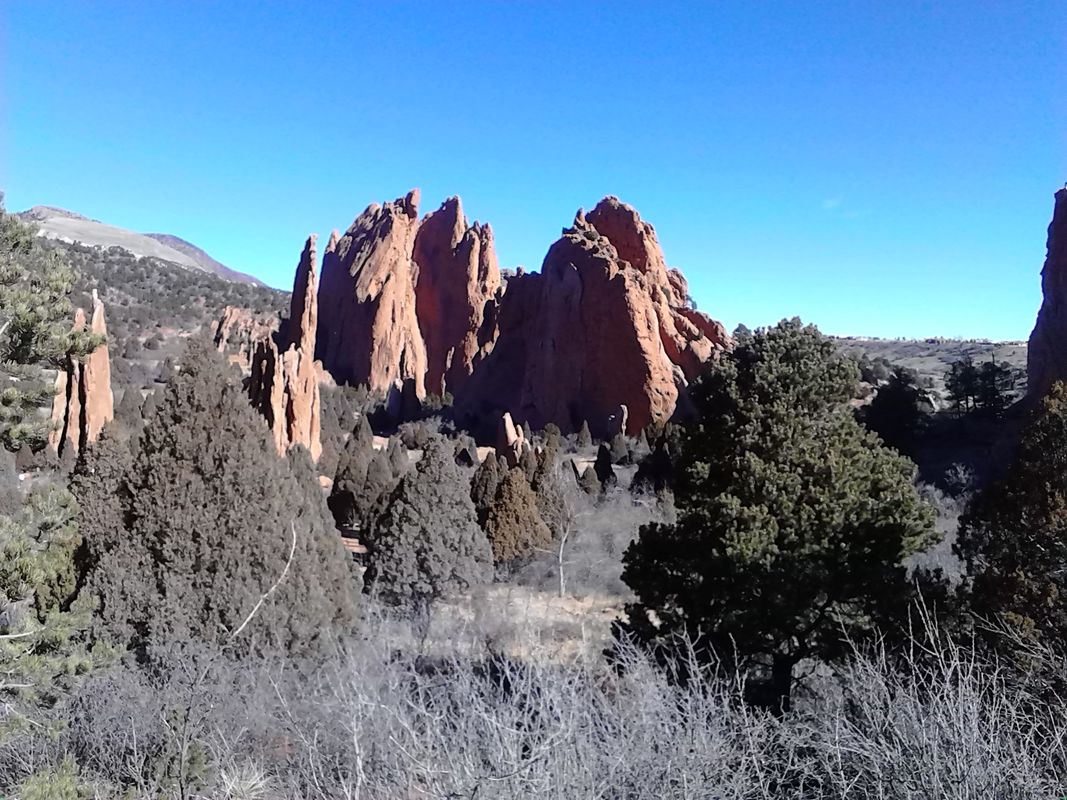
[{"x1": 6, "y1": 202, "x2": 1067, "y2": 797}]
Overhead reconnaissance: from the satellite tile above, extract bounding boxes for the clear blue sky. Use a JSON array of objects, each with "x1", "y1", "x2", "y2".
[{"x1": 2, "y1": 2, "x2": 1064, "y2": 340}]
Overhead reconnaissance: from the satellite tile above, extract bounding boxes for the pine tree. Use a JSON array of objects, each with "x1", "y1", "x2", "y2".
[
  {"x1": 956, "y1": 383, "x2": 1067, "y2": 647},
  {"x1": 618, "y1": 319, "x2": 938, "y2": 712},
  {"x1": 364, "y1": 437, "x2": 491, "y2": 612},
  {"x1": 576, "y1": 465, "x2": 601, "y2": 496},
  {"x1": 0, "y1": 486, "x2": 97, "y2": 731},
  {"x1": 518, "y1": 445, "x2": 538, "y2": 482},
  {"x1": 531, "y1": 446, "x2": 570, "y2": 538},
  {"x1": 593, "y1": 443, "x2": 617, "y2": 489},
  {"x1": 484, "y1": 467, "x2": 553, "y2": 569},
  {"x1": 0, "y1": 203, "x2": 102, "y2": 449},
  {"x1": 387, "y1": 436, "x2": 409, "y2": 476},
  {"x1": 75, "y1": 338, "x2": 359, "y2": 657},
  {"x1": 576, "y1": 420, "x2": 593, "y2": 448},
  {"x1": 470, "y1": 451, "x2": 501, "y2": 526}
]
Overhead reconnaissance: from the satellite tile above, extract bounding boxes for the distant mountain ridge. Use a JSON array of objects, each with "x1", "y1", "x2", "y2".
[{"x1": 16, "y1": 205, "x2": 262, "y2": 285}]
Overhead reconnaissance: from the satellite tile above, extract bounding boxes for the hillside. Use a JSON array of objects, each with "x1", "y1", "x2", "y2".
[{"x1": 17, "y1": 205, "x2": 262, "y2": 284}]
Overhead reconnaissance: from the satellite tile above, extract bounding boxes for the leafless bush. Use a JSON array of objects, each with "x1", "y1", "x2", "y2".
[
  {"x1": 4, "y1": 604, "x2": 1067, "y2": 798},
  {"x1": 908, "y1": 482, "x2": 966, "y2": 583},
  {"x1": 516, "y1": 485, "x2": 664, "y2": 599}
]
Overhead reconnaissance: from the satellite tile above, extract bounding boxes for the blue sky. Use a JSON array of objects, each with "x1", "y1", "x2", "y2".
[{"x1": 2, "y1": 2, "x2": 1065, "y2": 340}]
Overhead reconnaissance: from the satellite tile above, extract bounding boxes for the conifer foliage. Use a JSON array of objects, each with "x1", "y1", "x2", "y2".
[
  {"x1": 484, "y1": 467, "x2": 553, "y2": 570},
  {"x1": 956, "y1": 382, "x2": 1067, "y2": 647},
  {"x1": 364, "y1": 436, "x2": 491, "y2": 611},
  {"x1": 619, "y1": 319, "x2": 937, "y2": 711},
  {"x1": 74, "y1": 338, "x2": 359, "y2": 657}
]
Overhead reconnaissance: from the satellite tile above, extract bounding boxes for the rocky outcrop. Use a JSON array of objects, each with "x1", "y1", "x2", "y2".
[
  {"x1": 310, "y1": 191, "x2": 728, "y2": 435},
  {"x1": 316, "y1": 190, "x2": 428, "y2": 400},
  {"x1": 48, "y1": 291, "x2": 114, "y2": 456},
  {"x1": 454, "y1": 198, "x2": 730, "y2": 436},
  {"x1": 495, "y1": 412, "x2": 529, "y2": 468},
  {"x1": 413, "y1": 197, "x2": 502, "y2": 397},
  {"x1": 1028, "y1": 189, "x2": 1067, "y2": 401},
  {"x1": 213, "y1": 305, "x2": 277, "y2": 370},
  {"x1": 248, "y1": 236, "x2": 323, "y2": 461}
]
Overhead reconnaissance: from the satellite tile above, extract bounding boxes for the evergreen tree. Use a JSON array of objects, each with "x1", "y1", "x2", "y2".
[
  {"x1": 975, "y1": 358, "x2": 1016, "y2": 416},
  {"x1": 576, "y1": 465, "x2": 601, "y2": 496},
  {"x1": 576, "y1": 420, "x2": 593, "y2": 448},
  {"x1": 956, "y1": 383, "x2": 1067, "y2": 647},
  {"x1": 387, "y1": 435, "x2": 409, "y2": 476},
  {"x1": 945, "y1": 357, "x2": 979, "y2": 415},
  {"x1": 618, "y1": 319, "x2": 937, "y2": 711},
  {"x1": 531, "y1": 446, "x2": 570, "y2": 538},
  {"x1": 484, "y1": 468, "x2": 553, "y2": 570},
  {"x1": 328, "y1": 425, "x2": 373, "y2": 530},
  {"x1": 75, "y1": 338, "x2": 359, "y2": 657},
  {"x1": 860, "y1": 366, "x2": 925, "y2": 457},
  {"x1": 518, "y1": 445, "x2": 538, "y2": 482},
  {"x1": 0, "y1": 203, "x2": 101, "y2": 449},
  {"x1": 364, "y1": 437, "x2": 491, "y2": 612},
  {"x1": 0, "y1": 486, "x2": 97, "y2": 731},
  {"x1": 593, "y1": 443, "x2": 617, "y2": 489},
  {"x1": 470, "y1": 451, "x2": 501, "y2": 527}
]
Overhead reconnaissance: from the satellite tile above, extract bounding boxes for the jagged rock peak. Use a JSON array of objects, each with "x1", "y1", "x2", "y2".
[
  {"x1": 247, "y1": 236, "x2": 324, "y2": 461},
  {"x1": 316, "y1": 189, "x2": 428, "y2": 399},
  {"x1": 414, "y1": 195, "x2": 502, "y2": 396},
  {"x1": 454, "y1": 195, "x2": 730, "y2": 436},
  {"x1": 48, "y1": 292, "x2": 114, "y2": 456},
  {"x1": 1027, "y1": 188, "x2": 1067, "y2": 400},
  {"x1": 287, "y1": 234, "x2": 318, "y2": 352}
]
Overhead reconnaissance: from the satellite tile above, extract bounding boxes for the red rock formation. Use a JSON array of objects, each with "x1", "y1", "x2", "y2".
[
  {"x1": 495, "y1": 412, "x2": 529, "y2": 468},
  {"x1": 48, "y1": 292, "x2": 114, "y2": 456},
  {"x1": 1028, "y1": 189, "x2": 1067, "y2": 401},
  {"x1": 455, "y1": 198, "x2": 730, "y2": 436},
  {"x1": 213, "y1": 305, "x2": 277, "y2": 371},
  {"x1": 249, "y1": 236, "x2": 323, "y2": 461},
  {"x1": 413, "y1": 197, "x2": 502, "y2": 397},
  {"x1": 316, "y1": 190, "x2": 428, "y2": 400}
]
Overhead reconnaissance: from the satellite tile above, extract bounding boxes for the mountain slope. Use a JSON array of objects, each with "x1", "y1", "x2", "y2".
[{"x1": 17, "y1": 205, "x2": 262, "y2": 285}]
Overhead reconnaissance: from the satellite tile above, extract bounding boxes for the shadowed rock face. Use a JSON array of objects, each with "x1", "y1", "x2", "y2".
[
  {"x1": 316, "y1": 190, "x2": 428, "y2": 400},
  {"x1": 49, "y1": 292, "x2": 114, "y2": 456},
  {"x1": 1028, "y1": 189, "x2": 1067, "y2": 401},
  {"x1": 413, "y1": 197, "x2": 501, "y2": 398},
  {"x1": 454, "y1": 198, "x2": 730, "y2": 436}
]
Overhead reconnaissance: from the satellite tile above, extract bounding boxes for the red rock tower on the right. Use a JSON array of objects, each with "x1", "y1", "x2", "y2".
[{"x1": 1027, "y1": 188, "x2": 1067, "y2": 401}]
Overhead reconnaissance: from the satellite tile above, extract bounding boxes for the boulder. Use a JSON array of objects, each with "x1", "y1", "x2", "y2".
[{"x1": 1028, "y1": 188, "x2": 1067, "y2": 401}]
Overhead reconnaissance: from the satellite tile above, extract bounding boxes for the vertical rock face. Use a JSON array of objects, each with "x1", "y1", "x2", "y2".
[
  {"x1": 311, "y1": 191, "x2": 729, "y2": 436},
  {"x1": 1028, "y1": 189, "x2": 1067, "y2": 401},
  {"x1": 413, "y1": 196, "x2": 502, "y2": 397},
  {"x1": 249, "y1": 235, "x2": 323, "y2": 461},
  {"x1": 48, "y1": 292, "x2": 114, "y2": 456},
  {"x1": 316, "y1": 190, "x2": 428, "y2": 399},
  {"x1": 454, "y1": 199, "x2": 730, "y2": 436},
  {"x1": 212, "y1": 305, "x2": 278, "y2": 370}
]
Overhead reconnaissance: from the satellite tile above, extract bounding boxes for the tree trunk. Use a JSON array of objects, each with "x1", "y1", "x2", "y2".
[{"x1": 771, "y1": 655, "x2": 794, "y2": 716}]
